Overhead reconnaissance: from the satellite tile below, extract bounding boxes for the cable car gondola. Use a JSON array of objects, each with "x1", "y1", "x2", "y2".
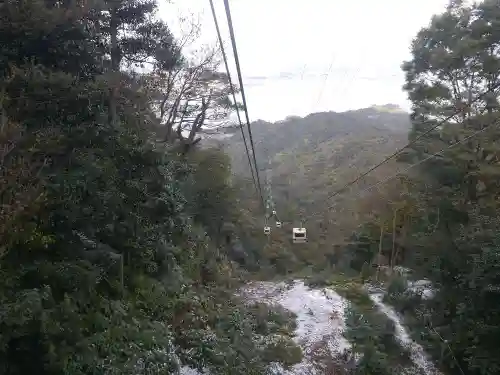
[
  {"x1": 276, "y1": 221, "x2": 282, "y2": 228},
  {"x1": 292, "y1": 227, "x2": 307, "y2": 243},
  {"x1": 264, "y1": 226, "x2": 271, "y2": 235}
]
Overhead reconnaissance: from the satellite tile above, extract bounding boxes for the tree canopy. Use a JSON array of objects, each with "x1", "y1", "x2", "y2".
[{"x1": 0, "y1": 1, "x2": 300, "y2": 374}]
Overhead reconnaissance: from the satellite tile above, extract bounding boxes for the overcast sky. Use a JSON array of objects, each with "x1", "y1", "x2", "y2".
[{"x1": 158, "y1": 0, "x2": 451, "y2": 122}]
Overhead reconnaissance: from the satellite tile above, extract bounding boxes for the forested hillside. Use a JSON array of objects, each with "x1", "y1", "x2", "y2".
[
  {"x1": 224, "y1": 104, "x2": 410, "y2": 174},
  {"x1": 2, "y1": 0, "x2": 500, "y2": 375},
  {"x1": 225, "y1": 1, "x2": 500, "y2": 375},
  {"x1": 216, "y1": 105, "x2": 412, "y2": 272},
  {"x1": 0, "y1": 1, "x2": 300, "y2": 374}
]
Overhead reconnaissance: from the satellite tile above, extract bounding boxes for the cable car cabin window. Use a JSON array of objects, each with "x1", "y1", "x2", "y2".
[{"x1": 294, "y1": 232, "x2": 305, "y2": 238}]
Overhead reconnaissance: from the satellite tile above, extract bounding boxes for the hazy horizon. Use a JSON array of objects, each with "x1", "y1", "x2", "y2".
[{"x1": 159, "y1": 0, "x2": 452, "y2": 122}]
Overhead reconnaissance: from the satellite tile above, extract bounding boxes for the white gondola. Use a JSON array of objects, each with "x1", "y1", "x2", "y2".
[
  {"x1": 272, "y1": 210, "x2": 277, "y2": 215},
  {"x1": 264, "y1": 226, "x2": 271, "y2": 235},
  {"x1": 276, "y1": 221, "x2": 282, "y2": 228},
  {"x1": 292, "y1": 227, "x2": 307, "y2": 243}
]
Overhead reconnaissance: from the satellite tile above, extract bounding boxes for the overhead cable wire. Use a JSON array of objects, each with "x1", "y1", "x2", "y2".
[
  {"x1": 313, "y1": 63, "x2": 363, "y2": 116},
  {"x1": 327, "y1": 82, "x2": 500, "y2": 200},
  {"x1": 222, "y1": 0, "x2": 265, "y2": 208},
  {"x1": 311, "y1": 51, "x2": 336, "y2": 113},
  {"x1": 310, "y1": 52, "x2": 370, "y2": 115},
  {"x1": 333, "y1": 117, "x2": 498, "y2": 205},
  {"x1": 207, "y1": 0, "x2": 260, "y2": 199},
  {"x1": 426, "y1": 322, "x2": 466, "y2": 375}
]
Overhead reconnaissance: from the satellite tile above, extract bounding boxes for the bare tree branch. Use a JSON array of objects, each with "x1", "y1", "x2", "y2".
[{"x1": 147, "y1": 14, "x2": 241, "y2": 153}]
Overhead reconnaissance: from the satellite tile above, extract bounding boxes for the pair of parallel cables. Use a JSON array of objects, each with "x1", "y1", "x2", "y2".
[{"x1": 208, "y1": 0, "x2": 500, "y2": 212}]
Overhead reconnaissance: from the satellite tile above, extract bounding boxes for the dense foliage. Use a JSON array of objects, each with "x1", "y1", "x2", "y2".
[
  {"x1": 4, "y1": 0, "x2": 500, "y2": 374},
  {"x1": 0, "y1": 1, "x2": 300, "y2": 374},
  {"x1": 344, "y1": 1, "x2": 500, "y2": 374}
]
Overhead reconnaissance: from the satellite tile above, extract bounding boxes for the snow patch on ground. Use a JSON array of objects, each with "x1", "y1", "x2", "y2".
[
  {"x1": 179, "y1": 367, "x2": 201, "y2": 375},
  {"x1": 241, "y1": 280, "x2": 351, "y2": 374},
  {"x1": 369, "y1": 293, "x2": 441, "y2": 375},
  {"x1": 179, "y1": 278, "x2": 439, "y2": 375}
]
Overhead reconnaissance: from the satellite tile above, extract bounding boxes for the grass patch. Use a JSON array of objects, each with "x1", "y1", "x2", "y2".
[
  {"x1": 303, "y1": 270, "x2": 360, "y2": 288},
  {"x1": 247, "y1": 301, "x2": 298, "y2": 337},
  {"x1": 246, "y1": 301, "x2": 304, "y2": 369},
  {"x1": 263, "y1": 336, "x2": 303, "y2": 369}
]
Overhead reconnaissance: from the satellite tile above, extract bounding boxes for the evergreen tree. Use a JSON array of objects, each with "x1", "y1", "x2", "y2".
[
  {"x1": 0, "y1": 1, "x2": 301, "y2": 374},
  {"x1": 400, "y1": 1, "x2": 500, "y2": 374}
]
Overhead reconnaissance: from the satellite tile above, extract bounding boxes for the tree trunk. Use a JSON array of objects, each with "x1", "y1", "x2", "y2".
[
  {"x1": 392, "y1": 213, "x2": 406, "y2": 269},
  {"x1": 390, "y1": 209, "x2": 398, "y2": 270},
  {"x1": 375, "y1": 223, "x2": 384, "y2": 281}
]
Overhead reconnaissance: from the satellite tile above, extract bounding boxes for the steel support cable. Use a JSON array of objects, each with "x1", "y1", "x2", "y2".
[
  {"x1": 266, "y1": 169, "x2": 280, "y2": 222},
  {"x1": 335, "y1": 117, "x2": 499, "y2": 205},
  {"x1": 207, "y1": 0, "x2": 260, "y2": 199},
  {"x1": 222, "y1": 0, "x2": 265, "y2": 208},
  {"x1": 311, "y1": 51, "x2": 367, "y2": 114},
  {"x1": 327, "y1": 82, "x2": 500, "y2": 200},
  {"x1": 312, "y1": 50, "x2": 336, "y2": 113},
  {"x1": 265, "y1": 172, "x2": 275, "y2": 223}
]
